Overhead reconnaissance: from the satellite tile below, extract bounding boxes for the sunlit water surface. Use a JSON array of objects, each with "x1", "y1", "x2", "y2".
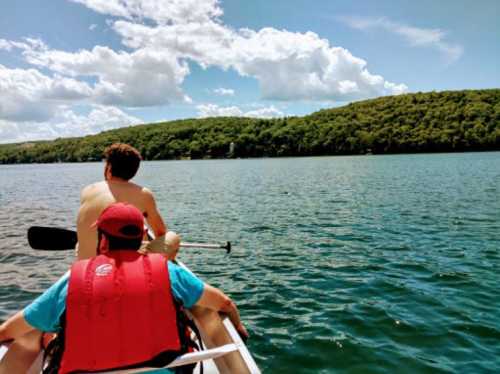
[{"x1": 1, "y1": 153, "x2": 499, "y2": 373}]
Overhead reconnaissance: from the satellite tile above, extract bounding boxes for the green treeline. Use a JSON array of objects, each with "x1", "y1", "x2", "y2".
[{"x1": 1, "y1": 89, "x2": 500, "y2": 164}]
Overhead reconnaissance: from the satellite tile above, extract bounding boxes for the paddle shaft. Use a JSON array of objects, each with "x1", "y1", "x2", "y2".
[
  {"x1": 181, "y1": 241, "x2": 231, "y2": 253},
  {"x1": 181, "y1": 242, "x2": 224, "y2": 249},
  {"x1": 148, "y1": 228, "x2": 231, "y2": 253}
]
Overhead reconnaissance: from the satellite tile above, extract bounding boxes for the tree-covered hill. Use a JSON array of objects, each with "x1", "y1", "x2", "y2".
[{"x1": 1, "y1": 89, "x2": 499, "y2": 164}]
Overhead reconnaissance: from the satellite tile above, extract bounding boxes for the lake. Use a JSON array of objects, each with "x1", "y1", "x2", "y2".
[{"x1": 1, "y1": 152, "x2": 499, "y2": 373}]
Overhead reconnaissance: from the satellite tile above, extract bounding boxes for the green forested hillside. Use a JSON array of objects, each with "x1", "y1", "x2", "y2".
[{"x1": 1, "y1": 89, "x2": 499, "y2": 164}]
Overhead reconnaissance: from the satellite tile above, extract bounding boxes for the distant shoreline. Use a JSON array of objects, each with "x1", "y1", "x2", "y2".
[
  {"x1": 2, "y1": 150, "x2": 500, "y2": 167},
  {"x1": 1, "y1": 89, "x2": 499, "y2": 165}
]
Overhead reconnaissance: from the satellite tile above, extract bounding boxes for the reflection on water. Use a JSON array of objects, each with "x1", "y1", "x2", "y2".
[{"x1": 1, "y1": 153, "x2": 500, "y2": 373}]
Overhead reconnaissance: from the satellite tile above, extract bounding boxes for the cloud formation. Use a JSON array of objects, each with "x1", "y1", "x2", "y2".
[
  {"x1": 113, "y1": 18, "x2": 407, "y2": 101},
  {"x1": 1, "y1": 0, "x2": 409, "y2": 143},
  {"x1": 197, "y1": 104, "x2": 284, "y2": 118},
  {"x1": 213, "y1": 88, "x2": 235, "y2": 96},
  {"x1": 70, "y1": 0, "x2": 407, "y2": 102},
  {"x1": 339, "y1": 16, "x2": 463, "y2": 63},
  {"x1": 71, "y1": 0, "x2": 223, "y2": 25},
  {"x1": 26, "y1": 45, "x2": 191, "y2": 106},
  {"x1": 0, "y1": 64, "x2": 92, "y2": 122},
  {"x1": 0, "y1": 105, "x2": 141, "y2": 144}
]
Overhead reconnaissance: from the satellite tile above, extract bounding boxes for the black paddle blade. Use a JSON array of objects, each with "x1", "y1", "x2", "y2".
[{"x1": 27, "y1": 226, "x2": 77, "y2": 250}]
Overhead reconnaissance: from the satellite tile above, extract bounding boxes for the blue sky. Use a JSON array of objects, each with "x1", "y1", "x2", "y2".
[{"x1": 0, "y1": 0, "x2": 498, "y2": 143}]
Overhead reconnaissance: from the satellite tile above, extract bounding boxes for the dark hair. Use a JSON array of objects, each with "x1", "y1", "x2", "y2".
[
  {"x1": 97, "y1": 230, "x2": 142, "y2": 252},
  {"x1": 103, "y1": 143, "x2": 142, "y2": 181}
]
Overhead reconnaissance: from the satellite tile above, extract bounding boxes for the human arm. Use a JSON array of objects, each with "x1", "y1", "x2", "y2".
[
  {"x1": 0, "y1": 329, "x2": 43, "y2": 374},
  {"x1": 195, "y1": 284, "x2": 249, "y2": 339},
  {"x1": 0, "y1": 271, "x2": 68, "y2": 342},
  {"x1": 142, "y1": 188, "x2": 167, "y2": 238},
  {"x1": 142, "y1": 231, "x2": 181, "y2": 260},
  {"x1": 0, "y1": 311, "x2": 35, "y2": 343},
  {"x1": 0, "y1": 282, "x2": 66, "y2": 373},
  {"x1": 168, "y1": 263, "x2": 248, "y2": 339},
  {"x1": 0, "y1": 311, "x2": 47, "y2": 373}
]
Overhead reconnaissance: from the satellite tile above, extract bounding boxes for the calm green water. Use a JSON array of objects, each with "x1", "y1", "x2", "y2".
[{"x1": 1, "y1": 153, "x2": 499, "y2": 373}]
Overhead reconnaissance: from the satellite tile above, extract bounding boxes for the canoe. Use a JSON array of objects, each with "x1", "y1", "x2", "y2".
[{"x1": 0, "y1": 260, "x2": 261, "y2": 373}]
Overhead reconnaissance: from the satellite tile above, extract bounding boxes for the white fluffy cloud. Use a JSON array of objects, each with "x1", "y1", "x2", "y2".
[
  {"x1": 0, "y1": 105, "x2": 141, "y2": 144},
  {"x1": 0, "y1": 39, "x2": 13, "y2": 51},
  {"x1": 0, "y1": 0, "x2": 411, "y2": 143},
  {"x1": 197, "y1": 104, "x2": 283, "y2": 118},
  {"x1": 197, "y1": 104, "x2": 243, "y2": 117},
  {"x1": 2, "y1": 36, "x2": 190, "y2": 108},
  {"x1": 0, "y1": 64, "x2": 92, "y2": 122},
  {"x1": 0, "y1": 37, "x2": 48, "y2": 53},
  {"x1": 213, "y1": 87, "x2": 235, "y2": 96},
  {"x1": 23, "y1": 45, "x2": 191, "y2": 107},
  {"x1": 6, "y1": 2, "x2": 407, "y2": 111},
  {"x1": 56, "y1": 105, "x2": 142, "y2": 134},
  {"x1": 71, "y1": 0, "x2": 223, "y2": 25},
  {"x1": 113, "y1": 19, "x2": 407, "y2": 101},
  {"x1": 229, "y1": 28, "x2": 408, "y2": 100},
  {"x1": 6, "y1": 1, "x2": 409, "y2": 106},
  {"x1": 245, "y1": 106, "x2": 285, "y2": 118},
  {"x1": 339, "y1": 16, "x2": 463, "y2": 63}
]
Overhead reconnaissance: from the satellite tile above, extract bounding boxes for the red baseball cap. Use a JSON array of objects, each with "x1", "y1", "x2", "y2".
[{"x1": 96, "y1": 202, "x2": 144, "y2": 239}]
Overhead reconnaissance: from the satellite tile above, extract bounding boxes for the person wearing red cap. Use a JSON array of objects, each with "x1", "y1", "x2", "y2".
[
  {"x1": 0, "y1": 203, "x2": 248, "y2": 373},
  {"x1": 76, "y1": 143, "x2": 178, "y2": 260}
]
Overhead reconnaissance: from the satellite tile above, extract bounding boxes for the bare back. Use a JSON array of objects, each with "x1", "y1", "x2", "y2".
[{"x1": 76, "y1": 180, "x2": 166, "y2": 259}]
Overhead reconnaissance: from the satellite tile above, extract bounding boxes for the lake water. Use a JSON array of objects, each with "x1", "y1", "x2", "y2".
[{"x1": 1, "y1": 153, "x2": 499, "y2": 373}]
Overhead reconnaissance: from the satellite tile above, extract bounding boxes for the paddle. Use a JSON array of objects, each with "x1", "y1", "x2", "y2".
[
  {"x1": 27, "y1": 226, "x2": 231, "y2": 253},
  {"x1": 28, "y1": 226, "x2": 78, "y2": 251}
]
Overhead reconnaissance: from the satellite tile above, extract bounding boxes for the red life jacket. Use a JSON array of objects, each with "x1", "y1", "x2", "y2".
[{"x1": 59, "y1": 250, "x2": 181, "y2": 373}]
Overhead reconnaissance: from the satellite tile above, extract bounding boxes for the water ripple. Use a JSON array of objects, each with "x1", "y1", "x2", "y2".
[{"x1": 1, "y1": 154, "x2": 500, "y2": 372}]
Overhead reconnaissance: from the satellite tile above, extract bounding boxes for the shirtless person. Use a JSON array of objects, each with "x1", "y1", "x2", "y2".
[{"x1": 77, "y1": 143, "x2": 178, "y2": 259}]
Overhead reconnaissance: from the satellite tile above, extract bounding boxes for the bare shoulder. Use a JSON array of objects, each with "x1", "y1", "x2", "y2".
[
  {"x1": 141, "y1": 186, "x2": 154, "y2": 196},
  {"x1": 141, "y1": 186, "x2": 156, "y2": 203},
  {"x1": 81, "y1": 182, "x2": 97, "y2": 197},
  {"x1": 80, "y1": 181, "x2": 105, "y2": 201}
]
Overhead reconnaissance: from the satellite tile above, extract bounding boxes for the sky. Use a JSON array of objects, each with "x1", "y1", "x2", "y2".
[{"x1": 0, "y1": 0, "x2": 499, "y2": 144}]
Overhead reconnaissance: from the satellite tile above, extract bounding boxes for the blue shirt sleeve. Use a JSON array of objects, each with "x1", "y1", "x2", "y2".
[
  {"x1": 23, "y1": 271, "x2": 69, "y2": 333},
  {"x1": 168, "y1": 262, "x2": 204, "y2": 309}
]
